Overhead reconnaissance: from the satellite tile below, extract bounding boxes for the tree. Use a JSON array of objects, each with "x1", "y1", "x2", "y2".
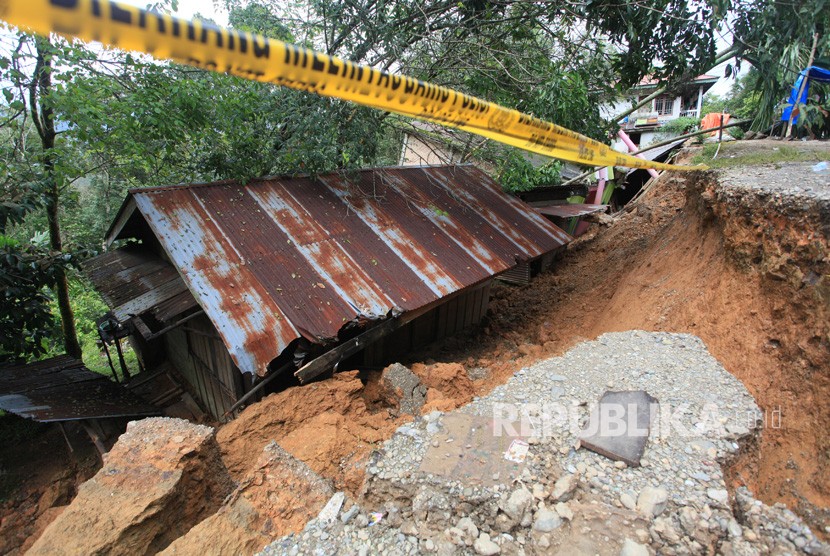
[
  {"x1": 227, "y1": 0, "x2": 731, "y2": 166},
  {"x1": 0, "y1": 20, "x2": 394, "y2": 362},
  {"x1": 728, "y1": 0, "x2": 829, "y2": 129},
  {"x1": 702, "y1": 69, "x2": 762, "y2": 119}
]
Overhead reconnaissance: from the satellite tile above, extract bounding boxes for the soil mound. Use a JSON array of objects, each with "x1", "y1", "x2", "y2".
[
  {"x1": 217, "y1": 371, "x2": 409, "y2": 494},
  {"x1": 161, "y1": 441, "x2": 333, "y2": 555}
]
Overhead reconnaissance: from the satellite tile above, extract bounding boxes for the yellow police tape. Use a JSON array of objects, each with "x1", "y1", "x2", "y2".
[{"x1": 0, "y1": 0, "x2": 706, "y2": 171}]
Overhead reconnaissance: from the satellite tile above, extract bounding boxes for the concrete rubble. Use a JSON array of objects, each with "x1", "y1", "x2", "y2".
[{"x1": 258, "y1": 332, "x2": 830, "y2": 555}]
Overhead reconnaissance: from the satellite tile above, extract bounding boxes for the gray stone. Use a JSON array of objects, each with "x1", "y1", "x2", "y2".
[
  {"x1": 550, "y1": 473, "x2": 579, "y2": 502},
  {"x1": 502, "y1": 487, "x2": 533, "y2": 520},
  {"x1": 340, "y1": 505, "x2": 359, "y2": 524},
  {"x1": 317, "y1": 492, "x2": 345, "y2": 525},
  {"x1": 457, "y1": 517, "x2": 479, "y2": 544},
  {"x1": 554, "y1": 502, "x2": 574, "y2": 521},
  {"x1": 707, "y1": 489, "x2": 729, "y2": 505},
  {"x1": 620, "y1": 492, "x2": 637, "y2": 510},
  {"x1": 620, "y1": 538, "x2": 649, "y2": 556},
  {"x1": 532, "y1": 508, "x2": 562, "y2": 532},
  {"x1": 636, "y1": 486, "x2": 668, "y2": 517},
  {"x1": 473, "y1": 533, "x2": 501, "y2": 555},
  {"x1": 381, "y1": 363, "x2": 427, "y2": 415}
]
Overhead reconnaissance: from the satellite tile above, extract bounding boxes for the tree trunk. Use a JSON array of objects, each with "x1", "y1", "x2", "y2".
[{"x1": 33, "y1": 36, "x2": 82, "y2": 360}]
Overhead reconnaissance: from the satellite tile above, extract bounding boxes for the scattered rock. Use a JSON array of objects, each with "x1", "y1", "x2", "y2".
[
  {"x1": 637, "y1": 486, "x2": 668, "y2": 517},
  {"x1": 554, "y1": 502, "x2": 573, "y2": 521},
  {"x1": 457, "y1": 517, "x2": 479, "y2": 544},
  {"x1": 532, "y1": 508, "x2": 562, "y2": 532},
  {"x1": 502, "y1": 487, "x2": 533, "y2": 520},
  {"x1": 620, "y1": 492, "x2": 637, "y2": 510},
  {"x1": 317, "y1": 492, "x2": 346, "y2": 525},
  {"x1": 620, "y1": 538, "x2": 650, "y2": 556},
  {"x1": 550, "y1": 473, "x2": 580, "y2": 502},
  {"x1": 473, "y1": 532, "x2": 501, "y2": 555},
  {"x1": 707, "y1": 488, "x2": 729, "y2": 505}
]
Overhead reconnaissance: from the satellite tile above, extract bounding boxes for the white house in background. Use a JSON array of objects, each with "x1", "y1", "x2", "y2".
[{"x1": 603, "y1": 74, "x2": 720, "y2": 149}]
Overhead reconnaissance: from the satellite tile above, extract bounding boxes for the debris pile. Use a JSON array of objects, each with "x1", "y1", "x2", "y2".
[
  {"x1": 216, "y1": 361, "x2": 476, "y2": 494},
  {"x1": 260, "y1": 332, "x2": 828, "y2": 555}
]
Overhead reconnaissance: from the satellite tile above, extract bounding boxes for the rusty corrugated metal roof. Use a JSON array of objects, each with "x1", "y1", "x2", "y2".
[
  {"x1": 83, "y1": 245, "x2": 199, "y2": 325},
  {"x1": 110, "y1": 165, "x2": 571, "y2": 376},
  {"x1": 0, "y1": 356, "x2": 161, "y2": 422}
]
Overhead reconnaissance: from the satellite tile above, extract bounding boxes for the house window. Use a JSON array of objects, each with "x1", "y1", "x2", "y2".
[{"x1": 653, "y1": 95, "x2": 674, "y2": 116}]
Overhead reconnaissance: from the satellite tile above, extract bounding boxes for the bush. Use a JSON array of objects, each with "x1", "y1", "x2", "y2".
[{"x1": 660, "y1": 116, "x2": 700, "y2": 135}]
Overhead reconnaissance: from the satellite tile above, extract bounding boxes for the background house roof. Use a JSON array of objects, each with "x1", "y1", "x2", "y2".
[
  {"x1": 635, "y1": 74, "x2": 720, "y2": 88},
  {"x1": 108, "y1": 165, "x2": 571, "y2": 376}
]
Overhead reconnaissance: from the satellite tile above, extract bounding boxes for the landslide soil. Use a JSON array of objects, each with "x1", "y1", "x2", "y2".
[
  {"x1": 3, "y1": 140, "x2": 827, "y2": 552},
  {"x1": 218, "y1": 141, "x2": 829, "y2": 539}
]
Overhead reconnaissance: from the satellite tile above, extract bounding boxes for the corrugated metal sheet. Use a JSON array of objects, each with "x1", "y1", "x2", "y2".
[
  {"x1": 625, "y1": 139, "x2": 686, "y2": 176},
  {"x1": 536, "y1": 204, "x2": 607, "y2": 219},
  {"x1": 83, "y1": 245, "x2": 199, "y2": 324},
  {"x1": 0, "y1": 356, "x2": 161, "y2": 422},
  {"x1": 111, "y1": 165, "x2": 571, "y2": 377}
]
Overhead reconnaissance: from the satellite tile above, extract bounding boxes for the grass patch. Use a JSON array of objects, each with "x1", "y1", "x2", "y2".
[{"x1": 692, "y1": 143, "x2": 830, "y2": 168}]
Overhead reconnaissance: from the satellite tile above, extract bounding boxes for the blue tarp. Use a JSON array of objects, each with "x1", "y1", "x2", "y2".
[{"x1": 781, "y1": 65, "x2": 830, "y2": 123}]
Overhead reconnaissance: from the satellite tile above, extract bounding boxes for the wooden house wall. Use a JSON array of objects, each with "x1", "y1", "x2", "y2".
[
  {"x1": 361, "y1": 281, "x2": 492, "y2": 366},
  {"x1": 161, "y1": 281, "x2": 491, "y2": 418},
  {"x1": 163, "y1": 314, "x2": 244, "y2": 421}
]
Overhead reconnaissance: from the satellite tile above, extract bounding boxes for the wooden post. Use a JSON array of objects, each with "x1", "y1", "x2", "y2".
[
  {"x1": 81, "y1": 420, "x2": 107, "y2": 457},
  {"x1": 98, "y1": 328, "x2": 120, "y2": 383},
  {"x1": 113, "y1": 337, "x2": 131, "y2": 381},
  {"x1": 57, "y1": 422, "x2": 74, "y2": 454},
  {"x1": 718, "y1": 114, "x2": 724, "y2": 143},
  {"x1": 222, "y1": 361, "x2": 293, "y2": 417}
]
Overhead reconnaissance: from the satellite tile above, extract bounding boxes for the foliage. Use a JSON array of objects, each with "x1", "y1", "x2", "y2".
[
  {"x1": 702, "y1": 69, "x2": 762, "y2": 120},
  {"x1": 0, "y1": 24, "x2": 391, "y2": 362},
  {"x1": 497, "y1": 150, "x2": 561, "y2": 192},
  {"x1": 729, "y1": 0, "x2": 830, "y2": 130},
  {"x1": 0, "y1": 239, "x2": 89, "y2": 362},
  {"x1": 581, "y1": 0, "x2": 729, "y2": 89},
  {"x1": 258, "y1": 0, "x2": 729, "y2": 142},
  {"x1": 659, "y1": 117, "x2": 701, "y2": 135}
]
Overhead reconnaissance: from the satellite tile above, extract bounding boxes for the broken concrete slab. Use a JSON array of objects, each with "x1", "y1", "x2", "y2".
[
  {"x1": 378, "y1": 363, "x2": 427, "y2": 415},
  {"x1": 418, "y1": 413, "x2": 528, "y2": 487},
  {"x1": 578, "y1": 390, "x2": 658, "y2": 467}
]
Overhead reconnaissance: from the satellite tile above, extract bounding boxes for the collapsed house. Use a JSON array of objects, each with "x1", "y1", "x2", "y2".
[{"x1": 85, "y1": 165, "x2": 571, "y2": 420}]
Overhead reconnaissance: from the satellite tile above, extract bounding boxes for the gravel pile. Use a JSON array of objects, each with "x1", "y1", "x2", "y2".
[{"x1": 259, "y1": 332, "x2": 829, "y2": 555}]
